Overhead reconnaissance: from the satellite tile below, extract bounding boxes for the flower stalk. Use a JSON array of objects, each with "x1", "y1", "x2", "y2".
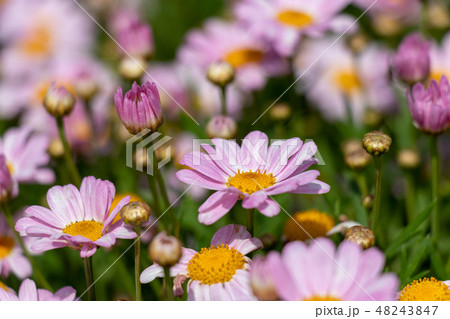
[
  {"x1": 163, "y1": 266, "x2": 174, "y2": 301},
  {"x1": 83, "y1": 256, "x2": 96, "y2": 301},
  {"x1": 134, "y1": 228, "x2": 142, "y2": 301},
  {"x1": 56, "y1": 117, "x2": 81, "y2": 187},
  {"x1": 247, "y1": 209, "x2": 255, "y2": 237},
  {"x1": 371, "y1": 157, "x2": 382, "y2": 239},
  {"x1": 430, "y1": 135, "x2": 439, "y2": 245}
]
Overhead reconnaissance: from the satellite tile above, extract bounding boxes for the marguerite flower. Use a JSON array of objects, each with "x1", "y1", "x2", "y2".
[
  {"x1": 0, "y1": 215, "x2": 32, "y2": 279},
  {"x1": 178, "y1": 19, "x2": 287, "y2": 91},
  {"x1": 0, "y1": 278, "x2": 76, "y2": 301},
  {"x1": 0, "y1": 126, "x2": 54, "y2": 186},
  {"x1": 283, "y1": 209, "x2": 335, "y2": 242},
  {"x1": 235, "y1": 0, "x2": 353, "y2": 57},
  {"x1": 15, "y1": 176, "x2": 137, "y2": 258},
  {"x1": 140, "y1": 224, "x2": 263, "y2": 300},
  {"x1": 430, "y1": 33, "x2": 450, "y2": 83},
  {"x1": 399, "y1": 277, "x2": 450, "y2": 301},
  {"x1": 271, "y1": 238, "x2": 399, "y2": 300},
  {"x1": 176, "y1": 131, "x2": 329, "y2": 225}
]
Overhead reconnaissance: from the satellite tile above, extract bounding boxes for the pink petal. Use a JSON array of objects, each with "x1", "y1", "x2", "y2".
[{"x1": 198, "y1": 191, "x2": 239, "y2": 225}]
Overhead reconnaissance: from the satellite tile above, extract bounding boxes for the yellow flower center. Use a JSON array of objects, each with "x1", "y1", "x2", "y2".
[
  {"x1": 33, "y1": 81, "x2": 76, "y2": 106},
  {"x1": 277, "y1": 10, "x2": 314, "y2": 28},
  {"x1": 304, "y1": 295, "x2": 342, "y2": 301},
  {"x1": 399, "y1": 278, "x2": 450, "y2": 301},
  {"x1": 6, "y1": 162, "x2": 14, "y2": 175},
  {"x1": 226, "y1": 169, "x2": 276, "y2": 195},
  {"x1": 430, "y1": 71, "x2": 450, "y2": 83},
  {"x1": 283, "y1": 210, "x2": 335, "y2": 242},
  {"x1": 187, "y1": 244, "x2": 246, "y2": 285},
  {"x1": 0, "y1": 236, "x2": 14, "y2": 259},
  {"x1": 62, "y1": 221, "x2": 104, "y2": 242},
  {"x1": 109, "y1": 193, "x2": 143, "y2": 223},
  {"x1": 0, "y1": 280, "x2": 7, "y2": 291},
  {"x1": 20, "y1": 24, "x2": 52, "y2": 56},
  {"x1": 334, "y1": 71, "x2": 362, "y2": 96},
  {"x1": 225, "y1": 49, "x2": 264, "y2": 68}
]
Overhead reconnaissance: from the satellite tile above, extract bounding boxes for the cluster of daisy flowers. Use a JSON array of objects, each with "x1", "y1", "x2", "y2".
[{"x1": 1, "y1": 0, "x2": 450, "y2": 304}]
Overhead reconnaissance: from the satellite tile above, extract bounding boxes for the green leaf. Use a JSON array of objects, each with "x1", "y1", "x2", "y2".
[
  {"x1": 385, "y1": 200, "x2": 435, "y2": 258},
  {"x1": 405, "y1": 236, "x2": 430, "y2": 279},
  {"x1": 430, "y1": 245, "x2": 449, "y2": 279}
]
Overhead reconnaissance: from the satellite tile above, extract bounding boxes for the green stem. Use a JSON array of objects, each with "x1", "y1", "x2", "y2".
[
  {"x1": 146, "y1": 173, "x2": 162, "y2": 219},
  {"x1": 430, "y1": 135, "x2": 439, "y2": 245},
  {"x1": 163, "y1": 267, "x2": 174, "y2": 301},
  {"x1": 247, "y1": 209, "x2": 255, "y2": 237},
  {"x1": 56, "y1": 117, "x2": 81, "y2": 187},
  {"x1": 371, "y1": 157, "x2": 382, "y2": 243},
  {"x1": 134, "y1": 228, "x2": 142, "y2": 301},
  {"x1": 355, "y1": 172, "x2": 368, "y2": 197},
  {"x1": 83, "y1": 256, "x2": 96, "y2": 301},
  {"x1": 420, "y1": 0, "x2": 429, "y2": 37},
  {"x1": 2, "y1": 204, "x2": 52, "y2": 291},
  {"x1": 405, "y1": 172, "x2": 416, "y2": 224},
  {"x1": 220, "y1": 86, "x2": 227, "y2": 116}
]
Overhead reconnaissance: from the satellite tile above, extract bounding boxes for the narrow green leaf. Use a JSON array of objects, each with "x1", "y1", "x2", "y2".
[{"x1": 405, "y1": 236, "x2": 430, "y2": 279}]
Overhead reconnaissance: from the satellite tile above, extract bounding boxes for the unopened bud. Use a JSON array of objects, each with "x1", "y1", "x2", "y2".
[
  {"x1": 48, "y1": 138, "x2": 64, "y2": 158},
  {"x1": 428, "y1": 2, "x2": 450, "y2": 30},
  {"x1": 362, "y1": 131, "x2": 392, "y2": 156},
  {"x1": 397, "y1": 149, "x2": 420, "y2": 170},
  {"x1": 345, "y1": 225, "x2": 375, "y2": 249},
  {"x1": 134, "y1": 148, "x2": 149, "y2": 170},
  {"x1": 149, "y1": 232, "x2": 182, "y2": 267},
  {"x1": 43, "y1": 83, "x2": 75, "y2": 117},
  {"x1": 364, "y1": 109, "x2": 383, "y2": 128},
  {"x1": 119, "y1": 56, "x2": 147, "y2": 81},
  {"x1": 362, "y1": 195, "x2": 374, "y2": 210},
  {"x1": 206, "y1": 62, "x2": 235, "y2": 87},
  {"x1": 259, "y1": 233, "x2": 277, "y2": 250},
  {"x1": 269, "y1": 103, "x2": 291, "y2": 121},
  {"x1": 120, "y1": 201, "x2": 151, "y2": 227},
  {"x1": 342, "y1": 139, "x2": 362, "y2": 155},
  {"x1": 345, "y1": 148, "x2": 371, "y2": 170},
  {"x1": 75, "y1": 77, "x2": 99, "y2": 101},
  {"x1": 206, "y1": 115, "x2": 237, "y2": 139},
  {"x1": 348, "y1": 32, "x2": 369, "y2": 54}
]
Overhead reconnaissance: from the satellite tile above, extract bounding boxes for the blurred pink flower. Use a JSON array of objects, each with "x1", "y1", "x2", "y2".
[
  {"x1": 270, "y1": 238, "x2": 399, "y2": 300},
  {"x1": 0, "y1": 0, "x2": 94, "y2": 78},
  {"x1": 178, "y1": 19, "x2": 287, "y2": 91},
  {"x1": 407, "y1": 76, "x2": 450, "y2": 134},
  {"x1": 114, "y1": 81, "x2": 163, "y2": 134},
  {"x1": 0, "y1": 278, "x2": 76, "y2": 301},
  {"x1": 354, "y1": 0, "x2": 421, "y2": 24},
  {"x1": 393, "y1": 33, "x2": 431, "y2": 85},
  {"x1": 294, "y1": 38, "x2": 396, "y2": 122},
  {"x1": 0, "y1": 155, "x2": 15, "y2": 201},
  {"x1": 176, "y1": 131, "x2": 329, "y2": 225},
  {"x1": 140, "y1": 224, "x2": 262, "y2": 301},
  {"x1": 0, "y1": 214, "x2": 31, "y2": 279},
  {"x1": 15, "y1": 176, "x2": 137, "y2": 258},
  {"x1": 0, "y1": 126, "x2": 54, "y2": 185},
  {"x1": 430, "y1": 33, "x2": 450, "y2": 83},
  {"x1": 235, "y1": 0, "x2": 353, "y2": 57},
  {"x1": 118, "y1": 20, "x2": 154, "y2": 58}
]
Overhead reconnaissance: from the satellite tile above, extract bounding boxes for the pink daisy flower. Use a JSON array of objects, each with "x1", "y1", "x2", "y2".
[
  {"x1": 430, "y1": 33, "x2": 450, "y2": 83},
  {"x1": 0, "y1": 215, "x2": 32, "y2": 279},
  {"x1": 140, "y1": 224, "x2": 262, "y2": 301},
  {"x1": 235, "y1": 0, "x2": 353, "y2": 57},
  {"x1": 15, "y1": 176, "x2": 137, "y2": 258},
  {"x1": 176, "y1": 131, "x2": 329, "y2": 225},
  {"x1": 0, "y1": 126, "x2": 54, "y2": 186},
  {"x1": 0, "y1": 278, "x2": 76, "y2": 301},
  {"x1": 269, "y1": 238, "x2": 399, "y2": 300},
  {"x1": 178, "y1": 19, "x2": 287, "y2": 92}
]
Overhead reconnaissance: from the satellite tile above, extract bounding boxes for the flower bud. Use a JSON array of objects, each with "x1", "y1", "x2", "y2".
[
  {"x1": 397, "y1": 149, "x2": 420, "y2": 170},
  {"x1": 362, "y1": 131, "x2": 392, "y2": 156},
  {"x1": 362, "y1": 195, "x2": 374, "y2": 210},
  {"x1": 149, "y1": 232, "x2": 182, "y2": 267},
  {"x1": 43, "y1": 83, "x2": 75, "y2": 117},
  {"x1": 206, "y1": 61, "x2": 235, "y2": 87},
  {"x1": 75, "y1": 76, "x2": 99, "y2": 101},
  {"x1": 344, "y1": 148, "x2": 371, "y2": 170},
  {"x1": 48, "y1": 138, "x2": 64, "y2": 158},
  {"x1": 119, "y1": 56, "x2": 147, "y2": 81},
  {"x1": 407, "y1": 76, "x2": 450, "y2": 135},
  {"x1": 0, "y1": 155, "x2": 14, "y2": 204},
  {"x1": 249, "y1": 254, "x2": 279, "y2": 301},
  {"x1": 345, "y1": 225, "x2": 375, "y2": 250},
  {"x1": 114, "y1": 81, "x2": 163, "y2": 134},
  {"x1": 120, "y1": 201, "x2": 151, "y2": 228},
  {"x1": 392, "y1": 33, "x2": 430, "y2": 85},
  {"x1": 134, "y1": 148, "x2": 149, "y2": 170},
  {"x1": 206, "y1": 115, "x2": 237, "y2": 139},
  {"x1": 428, "y1": 2, "x2": 450, "y2": 30},
  {"x1": 118, "y1": 21, "x2": 154, "y2": 59},
  {"x1": 259, "y1": 233, "x2": 277, "y2": 250},
  {"x1": 269, "y1": 103, "x2": 291, "y2": 121},
  {"x1": 347, "y1": 32, "x2": 369, "y2": 54}
]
